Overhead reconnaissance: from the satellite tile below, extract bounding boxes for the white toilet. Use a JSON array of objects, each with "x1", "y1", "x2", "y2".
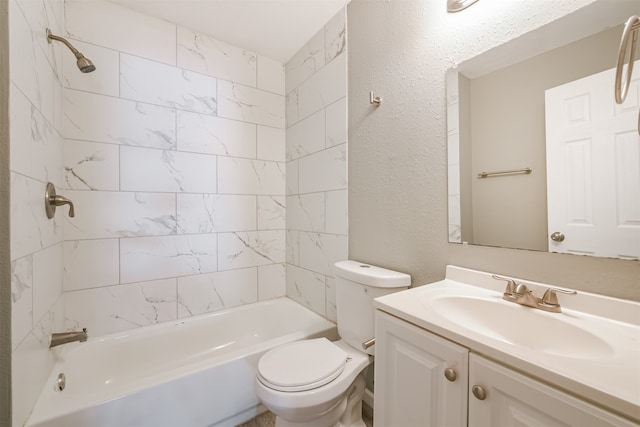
[{"x1": 255, "y1": 260, "x2": 410, "y2": 427}]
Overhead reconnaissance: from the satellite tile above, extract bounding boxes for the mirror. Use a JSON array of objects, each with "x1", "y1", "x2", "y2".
[{"x1": 447, "y1": 0, "x2": 640, "y2": 260}]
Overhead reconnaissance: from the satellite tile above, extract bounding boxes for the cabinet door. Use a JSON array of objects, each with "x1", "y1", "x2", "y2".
[
  {"x1": 374, "y1": 311, "x2": 468, "y2": 427},
  {"x1": 469, "y1": 354, "x2": 639, "y2": 427}
]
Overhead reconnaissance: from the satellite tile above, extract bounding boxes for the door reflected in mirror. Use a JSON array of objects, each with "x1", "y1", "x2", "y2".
[{"x1": 447, "y1": 0, "x2": 640, "y2": 260}]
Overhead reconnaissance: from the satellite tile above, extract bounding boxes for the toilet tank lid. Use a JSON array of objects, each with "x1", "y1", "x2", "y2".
[{"x1": 333, "y1": 261, "x2": 411, "y2": 288}]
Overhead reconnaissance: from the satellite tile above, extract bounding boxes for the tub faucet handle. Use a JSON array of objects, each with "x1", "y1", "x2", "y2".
[{"x1": 45, "y1": 182, "x2": 75, "y2": 218}]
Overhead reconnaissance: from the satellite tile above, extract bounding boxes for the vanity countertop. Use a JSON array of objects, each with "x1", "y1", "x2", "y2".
[{"x1": 373, "y1": 265, "x2": 640, "y2": 422}]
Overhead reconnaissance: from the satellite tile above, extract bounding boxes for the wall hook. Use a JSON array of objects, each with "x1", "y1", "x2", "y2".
[
  {"x1": 45, "y1": 182, "x2": 75, "y2": 218},
  {"x1": 370, "y1": 91, "x2": 382, "y2": 107}
]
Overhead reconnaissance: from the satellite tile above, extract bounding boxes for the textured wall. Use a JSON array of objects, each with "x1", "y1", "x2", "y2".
[
  {"x1": 285, "y1": 9, "x2": 347, "y2": 321},
  {"x1": 348, "y1": 0, "x2": 640, "y2": 300}
]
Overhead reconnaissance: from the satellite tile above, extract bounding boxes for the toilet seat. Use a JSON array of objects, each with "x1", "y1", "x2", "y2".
[{"x1": 257, "y1": 338, "x2": 348, "y2": 392}]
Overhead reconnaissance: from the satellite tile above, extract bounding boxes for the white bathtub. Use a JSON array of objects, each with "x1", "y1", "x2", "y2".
[{"x1": 26, "y1": 298, "x2": 338, "y2": 427}]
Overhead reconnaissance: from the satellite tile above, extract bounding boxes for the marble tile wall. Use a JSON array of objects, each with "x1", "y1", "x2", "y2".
[
  {"x1": 9, "y1": 0, "x2": 65, "y2": 424},
  {"x1": 61, "y1": 0, "x2": 287, "y2": 337},
  {"x1": 285, "y1": 9, "x2": 348, "y2": 321}
]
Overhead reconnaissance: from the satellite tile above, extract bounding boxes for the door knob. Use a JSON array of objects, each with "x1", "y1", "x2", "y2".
[{"x1": 550, "y1": 231, "x2": 565, "y2": 242}]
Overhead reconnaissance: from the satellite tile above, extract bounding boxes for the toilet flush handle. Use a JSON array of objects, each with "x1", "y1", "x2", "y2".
[{"x1": 362, "y1": 338, "x2": 375, "y2": 350}]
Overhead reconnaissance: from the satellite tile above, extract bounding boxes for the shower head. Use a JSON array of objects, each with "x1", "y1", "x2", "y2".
[{"x1": 46, "y1": 28, "x2": 96, "y2": 73}]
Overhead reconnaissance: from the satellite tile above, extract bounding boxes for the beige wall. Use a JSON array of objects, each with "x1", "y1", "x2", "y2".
[
  {"x1": 1, "y1": 0, "x2": 11, "y2": 423},
  {"x1": 467, "y1": 26, "x2": 621, "y2": 251},
  {"x1": 348, "y1": 0, "x2": 640, "y2": 301}
]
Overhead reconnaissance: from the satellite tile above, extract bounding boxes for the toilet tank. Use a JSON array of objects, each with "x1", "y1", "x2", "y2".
[{"x1": 334, "y1": 261, "x2": 410, "y2": 355}]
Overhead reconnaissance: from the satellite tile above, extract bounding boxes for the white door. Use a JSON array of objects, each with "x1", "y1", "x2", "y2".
[{"x1": 545, "y1": 62, "x2": 640, "y2": 259}]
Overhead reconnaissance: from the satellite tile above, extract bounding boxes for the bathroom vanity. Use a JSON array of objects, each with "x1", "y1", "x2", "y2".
[{"x1": 373, "y1": 266, "x2": 640, "y2": 426}]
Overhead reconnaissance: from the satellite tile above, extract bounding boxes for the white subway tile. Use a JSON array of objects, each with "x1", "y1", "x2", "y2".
[
  {"x1": 177, "y1": 268, "x2": 257, "y2": 318},
  {"x1": 299, "y1": 232, "x2": 347, "y2": 277},
  {"x1": 62, "y1": 39, "x2": 119, "y2": 97},
  {"x1": 63, "y1": 191, "x2": 176, "y2": 240},
  {"x1": 11, "y1": 255, "x2": 33, "y2": 351},
  {"x1": 177, "y1": 110, "x2": 256, "y2": 158},
  {"x1": 120, "y1": 234, "x2": 218, "y2": 283},
  {"x1": 10, "y1": 0, "x2": 56, "y2": 124},
  {"x1": 10, "y1": 173, "x2": 62, "y2": 261},
  {"x1": 120, "y1": 146, "x2": 216, "y2": 193},
  {"x1": 64, "y1": 89, "x2": 176, "y2": 149},
  {"x1": 286, "y1": 230, "x2": 299, "y2": 265},
  {"x1": 15, "y1": 0, "x2": 63, "y2": 79},
  {"x1": 286, "y1": 194, "x2": 325, "y2": 232},
  {"x1": 286, "y1": 160, "x2": 299, "y2": 196},
  {"x1": 258, "y1": 55, "x2": 285, "y2": 95},
  {"x1": 285, "y1": 30, "x2": 325, "y2": 94},
  {"x1": 32, "y1": 243, "x2": 63, "y2": 324},
  {"x1": 286, "y1": 109, "x2": 325, "y2": 161},
  {"x1": 121, "y1": 54, "x2": 217, "y2": 114},
  {"x1": 297, "y1": 53, "x2": 346, "y2": 121},
  {"x1": 63, "y1": 239, "x2": 119, "y2": 291},
  {"x1": 258, "y1": 196, "x2": 285, "y2": 230},
  {"x1": 298, "y1": 144, "x2": 347, "y2": 193},
  {"x1": 257, "y1": 125, "x2": 285, "y2": 162},
  {"x1": 258, "y1": 263, "x2": 286, "y2": 301},
  {"x1": 286, "y1": 264, "x2": 326, "y2": 316},
  {"x1": 64, "y1": 139, "x2": 119, "y2": 191},
  {"x1": 325, "y1": 276, "x2": 337, "y2": 322},
  {"x1": 65, "y1": 0, "x2": 176, "y2": 65},
  {"x1": 218, "y1": 80, "x2": 285, "y2": 128},
  {"x1": 325, "y1": 8, "x2": 346, "y2": 64},
  {"x1": 177, "y1": 194, "x2": 256, "y2": 234},
  {"x1": 325, "y1": 190, "x2": 348, "y2": 235},
  {"x1": 286, "y1": 88, "x2": 299, "y2": 126},
  {"x1": 218, "y1": 230, "x2": 285, "y2": 271},
  {"x1": 325, "y1": 97, "x2": 346, "y2": 148},
  {"x1": 10, "y1": 84, "x2": 63, "y2": 186},
  {"x1": 64, "y1": 279, "x2": 178, "y2": 336},
  {"x1": 218, "y1": 157, "x2": 285, "y2": 195},
  {"x1": 177, "y1": 27, "x2": 257, "y2": 87}
]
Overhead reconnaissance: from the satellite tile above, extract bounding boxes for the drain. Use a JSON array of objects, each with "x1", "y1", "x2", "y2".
[{"x1": 56, "y1": 373, "x2": 66, "y2": 391}]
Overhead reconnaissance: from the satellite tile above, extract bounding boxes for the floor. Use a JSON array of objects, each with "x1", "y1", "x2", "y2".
[{"x1": 237, "y1": 404, "x2": 373, "y2": 427}]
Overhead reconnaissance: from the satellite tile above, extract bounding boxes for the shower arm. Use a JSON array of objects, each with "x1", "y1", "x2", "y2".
[{"x1": 46, "y1": 29, "x2": 83, "y2": 59}]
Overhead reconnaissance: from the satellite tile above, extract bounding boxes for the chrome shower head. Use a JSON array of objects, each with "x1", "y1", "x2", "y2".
[{"x1": 46, "y1": 28, "x2": 96, "y2": 73}]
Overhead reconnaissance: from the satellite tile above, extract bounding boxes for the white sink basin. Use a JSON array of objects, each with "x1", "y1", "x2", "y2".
[
  {"x1": 373, "y1": 266, "x2": 640, "y2": 421},
  {"x1": 424, "y1": 294, "x2": 614, "y2": 359}
]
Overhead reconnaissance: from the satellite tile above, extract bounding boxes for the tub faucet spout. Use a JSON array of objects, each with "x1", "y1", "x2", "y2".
[{"x1": 50, "y1": 328, "x2": 88, "y2": 348}]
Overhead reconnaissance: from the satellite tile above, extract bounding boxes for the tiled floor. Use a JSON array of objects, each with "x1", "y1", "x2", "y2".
[
  {"x1": 237, "y1": 411, "x2": 275, "y2": 427},
  {"x1": 237, "y1": 406, "x2": 373, "y2": 427}
]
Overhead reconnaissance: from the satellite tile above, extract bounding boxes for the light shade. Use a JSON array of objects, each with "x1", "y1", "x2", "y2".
[{"x1": 447, "y1": 0, "x2": 480, "y2": 13}]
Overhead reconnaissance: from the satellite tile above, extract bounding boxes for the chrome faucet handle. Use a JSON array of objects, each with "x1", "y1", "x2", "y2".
[
  {"x1": 541, "y1": 288, "x2": 577, "y2": 306},
  {"x1": 492, "y1": 274, "x2": 517, "y2": 295}
]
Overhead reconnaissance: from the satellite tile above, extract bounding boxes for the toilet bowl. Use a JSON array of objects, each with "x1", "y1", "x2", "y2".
[{"x1": 255, "y1": 261, "x2": 411, "y2": 427}]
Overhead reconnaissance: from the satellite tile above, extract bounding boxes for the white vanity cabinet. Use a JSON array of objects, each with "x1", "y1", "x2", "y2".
[
  {"x1": 374, "y1": 310, "x2": 639, "y2": 427},
  {"x1": 374, "y1": 311, "x2": 468, "y2": 427},
  {"x1": 469, "y1": 354, "x2": 638, "y2": 427}
]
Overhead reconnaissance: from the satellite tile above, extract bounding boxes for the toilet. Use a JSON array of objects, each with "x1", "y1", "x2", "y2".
[{"x1": 255, "y1": 260, "x2": 411, "y2": 427}]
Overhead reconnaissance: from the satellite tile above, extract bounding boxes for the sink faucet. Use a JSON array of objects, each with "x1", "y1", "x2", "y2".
[
  {"x1": 493, "y1": 275, "x2": 577, "y2": 313},
  {"x1": 50, "y1": 328, "x2": 88, "y2": 348}
]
